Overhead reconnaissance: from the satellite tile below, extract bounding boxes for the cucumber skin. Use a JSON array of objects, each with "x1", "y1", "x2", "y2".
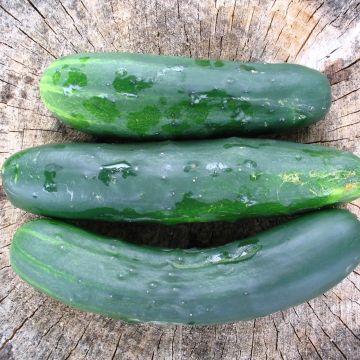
[
  {"x1": 2, "y1": 138, "x2": 360, "y2": 224},
  {"x1": 10, "y1": 210, "x2": 360, "y2": 325},
  {"x1": 39, "y1": 52, "x2": 331, "y2": 139}
]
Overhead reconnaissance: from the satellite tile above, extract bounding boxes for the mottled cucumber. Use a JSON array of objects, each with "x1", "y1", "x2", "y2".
[
  {"x1": 2, "y1": 138, "x2": 360, "y2": 224},
  {"x1": 39, "y1": 52, "x2": 331, "y2": 139},
  {"x1": 10, "y1": 210, "x2": 360, "y2": 325}
]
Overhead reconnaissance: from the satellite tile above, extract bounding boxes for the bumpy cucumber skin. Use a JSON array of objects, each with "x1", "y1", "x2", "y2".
[
  {"x1": 10, "y1": 210, "x2": 360, "y2": 325},
  {"x1": 2, "y1": 138, "x2": 360, "y2": 224},
  {"x1": 39, "y1": 53, "x2": 331, "y2": 139}
]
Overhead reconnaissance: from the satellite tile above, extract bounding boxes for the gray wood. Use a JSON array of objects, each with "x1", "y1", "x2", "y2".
[{"x1": 0, "y1": 0, "x2": 360, "y2": 359}]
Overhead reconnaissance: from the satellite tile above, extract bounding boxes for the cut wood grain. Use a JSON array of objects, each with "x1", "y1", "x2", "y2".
[{"x1": 0, "y1": 0, "x2": 360, "y2": 359}]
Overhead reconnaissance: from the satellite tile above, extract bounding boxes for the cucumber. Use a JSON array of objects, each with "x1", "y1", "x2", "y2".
[
  {"x1": 39, "y1": 53, "x2": 331, "y2": 139},
  {"x1": 2, "y1": 138, "x2": 360, "y2": 224},
  {"x1": 10, "y1": 210, "x2": 360, "y2": 325}
]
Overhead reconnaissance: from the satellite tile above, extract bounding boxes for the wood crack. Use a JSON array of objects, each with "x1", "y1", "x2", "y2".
[
  {"x1": 229, "y1": 0, "x2": 237, "y2": 32},
  {"x1": 335, "y1": 57, "x2": 360, "y2": 74},
  {"x1": 249, "y1": 319, "x2": 256, "y2": 359},
  {"x1": 333, "y1": 88, "x2": 360, "y2": 102},
  {"x1": 322, "y1": 294, "x2": 360, "y2": 341},
  {"x1": 305, "y1": 329, "x2": 324, "y2": 360},
  {"x1": 0, "y1": 4, "x2": 21, "y2": 23},
  {"x1": 294, "y1": 17, "x2": 321, "y2": 60},
  {"x1": 110, "y1": 329, "x2": 124, "y2": 360},
  {"x1": 305, "y1": 137, "x2": 353, "y2": 144},
  {"x1": 64, "y1": 319, "x2": 92, "y2": 360},
  {"x1": 307, "y1": 2, "x2": 324, "y2": 23},
  {"x1": 0, "y1": 304, "x2": 43, "y2": 352},
  {"x1": 319, "y1": 326, "x2": 347, "y2": 359},
  {"x1": 36, "y1": 312, "x2": 66, "y2": 347},
  {"x1": 26, "y1": 0, "x2": 58, "y2": 36},
  {"x1": 0, "y1": 285, "x2": 16, "y2": 304},
  {"x1": 17, "y1": 28, "x2": 56, "y2": 59}
]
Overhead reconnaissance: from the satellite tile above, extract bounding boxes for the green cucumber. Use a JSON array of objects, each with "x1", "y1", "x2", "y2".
[
  {"x1": 10, "y1": 210, "x2": 360, "y2": 325},
  {"x1": 2, "y1": 138, "x2": 360, "y2": 224},
  {"x1": 40, "y1": 52, "x2": 331, "y2": 139}
]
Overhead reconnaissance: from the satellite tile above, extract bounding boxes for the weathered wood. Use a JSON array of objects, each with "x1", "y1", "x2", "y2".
[{"x1": 0, "y1": 0, "x2": 360, "y2": 359}]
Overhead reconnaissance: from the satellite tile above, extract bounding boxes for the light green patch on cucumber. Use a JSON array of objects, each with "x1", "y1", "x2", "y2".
[
  {"x1": 214, "y1": 60, "x2": 224, "y2": 67},
  {"x1": 83, "y1": 96, "x2": 119, "y2": 123},
  {"x1": 195, "y1": 59, "x2": 211, "y2": 66},
  {"x1": 52, "y1": 70, "x2": 61, "y2": 85},
  {"x1": 79, "y1": 56, "x2": 91, "y2": 63},
  {"x1": 70, "y1": 113, "x2": 90, "y2": 128},
  {"x1": 64, "y1": 69, "x2": 87, "y2": 87},
  {"x1": 112, "y1": 70, "x2": 153, "y2": 94},
  {"x1": 127, "y1": 106, "x2": 161, "y2": 134},
  {"x1": 44, "y1": 164, "x2": 63, "y2": 193}
]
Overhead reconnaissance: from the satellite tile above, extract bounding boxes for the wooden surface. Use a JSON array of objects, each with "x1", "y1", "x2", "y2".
[{"x1": 1, "y1": 0, "x2": 360, "y2": 359}]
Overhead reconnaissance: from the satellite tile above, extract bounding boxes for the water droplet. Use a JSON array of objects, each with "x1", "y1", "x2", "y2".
[
  {"x1": 180, "y1": 300, "x2": 185, "y2": 305},
  {"x1": 184, "y1": 161, "x2": 200, "y2": 172},
  {"x1": 295, "y1": 155, "x2": 302, "y2": 161},
  {"x1": 271, "y1": 78, "x2": 275, "y2": 82},
  {"x1": 32, "y1": 192, "x2": 37, "y2": 198},
  {"x1": 279, "y1": 117, "x2": 285, "y2": 122},
  {"x1": 109, "y1": 294, "x2": 113, "y2": 298},
  {"x1": 146, "y1": 290, "x2": 150, "y2": 294},
  {"x1": 98, "y1": 161, "x2": 137, "y2": 185},
  {"x1": 264, "y1": 121, "x2": 268, "y2": 127},
  {"x1": 161, "y1": 175, "x2": 167, "y2": 180},
  {"x1": 78, "y1": 279, "x2": 82, "y2": 283},
  {"x1": 192, "y1": 178, "x2": 197, "y2": 183},
  {"x1": 249, "y1": 172, "x2": 261, "y2": 181},
  {"x1": 152, "y1": 300, "x2": 156, "y2": 304},
  {"x1": 321, "y1": 106, "x2": 327, "y2": 110},
  {"x1": 243, "y1": 160, "x2": 257, "y2": 169},
  {"x1": 129, "y1": 267, "x2": 134, "y2": 272},
  {"x1": 206, "y1": 308, "x2": 210, "y2": 312},
  {"x1": 149, "y1": 282, "x2": 158, "y2": 288},
  {"x1": 309, "y1": 106, "x2": 314, "y2": 110},
  {"x1": 160, "y1": 152, "x2": 165, "y2": 157},
  {"x1": 172, "y1": 287, "x2": 177, "y2": 291},
  {"x1": 60, "y1": 245, "x2": 64, "y2": 250},
  {"x1": 106, "y1": 82, "x2": 110, "y2": 86},
  {"x1": 189, "y1": 313, "x2": 193, "y2": 317},
  {"x1": 243, "y1": 292, "x2": 249, "y2": 296},
  {"x1": 69, "y1": 297, "x2": 73, "y2": 302},
  {"x1": 170, "y1": 191, "x2": 176, "y2": 197}
]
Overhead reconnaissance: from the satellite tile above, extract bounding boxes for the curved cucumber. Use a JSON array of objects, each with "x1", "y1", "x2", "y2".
[
  {"x1": 2, "y1": 138, "x2": 360, "y2": 224},
  {"x1": 40, "y1": 52, "x2": 331, "y2": 139},
  {"x1": 10, "y1": 210, "x2": 360, "y2": 325}
]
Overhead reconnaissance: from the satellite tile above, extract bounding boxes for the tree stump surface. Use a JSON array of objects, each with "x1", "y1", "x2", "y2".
[{"x1": 1, "y1": 0, "x2": 360, "y2": 359}]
